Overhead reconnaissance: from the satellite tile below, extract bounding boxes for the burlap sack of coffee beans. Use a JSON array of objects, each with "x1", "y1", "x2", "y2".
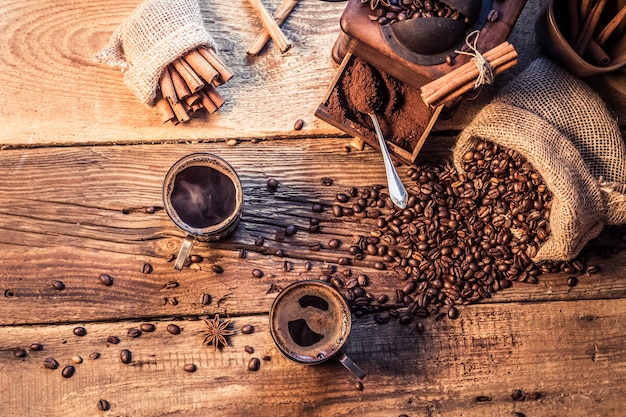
[
  {"x1": 95, "y1": 0, "x2": 213, "y2": 105},
  {"x1": 452, "y1": 58, "x2": 626, "y2": 262}
]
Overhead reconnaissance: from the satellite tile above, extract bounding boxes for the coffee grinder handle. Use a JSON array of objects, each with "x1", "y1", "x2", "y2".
[
  {"x1": 174, "y1": 234, "x2": 195, "y2": 271},
  {"x1": 335, "y1": 350, "x2": 365, "y2": 380}
]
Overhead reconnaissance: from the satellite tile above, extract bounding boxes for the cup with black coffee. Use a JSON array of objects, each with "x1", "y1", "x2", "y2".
[
  {"x1": 269, "y1": 280, "x2": 365, "y2": 380},
  {"x1": 163, "y1": 153, "x2": 243, "y2": 270}
]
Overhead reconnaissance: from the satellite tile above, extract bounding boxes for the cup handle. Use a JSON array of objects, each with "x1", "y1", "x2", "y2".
[
  {"x1": 174, "y1": 235, "x2": 195, "y2": 271},
  {"x1": 335, "y1": 350, "x2": 365, "y2": 380}
]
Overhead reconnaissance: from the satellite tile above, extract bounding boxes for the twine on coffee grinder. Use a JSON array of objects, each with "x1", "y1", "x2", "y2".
[{"x1": 455, "y1": 30, "x2": 494, "y2": 89}]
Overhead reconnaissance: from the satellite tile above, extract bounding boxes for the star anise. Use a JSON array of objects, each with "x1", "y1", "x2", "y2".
[
  {"x1": 361, "y1": 0, "x2": 390, "y2": 10},
  {"x1": 202, "y1": 314, "x2": 234, "y2": 351}
]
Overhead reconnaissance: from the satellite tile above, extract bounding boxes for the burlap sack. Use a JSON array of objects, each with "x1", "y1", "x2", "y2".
[
  {"x1": 95, "y1": 0, "x2": 213, "y2": 105},
  {"x1": 452, "y1": 58, "x2": 626, "y2": 262}
]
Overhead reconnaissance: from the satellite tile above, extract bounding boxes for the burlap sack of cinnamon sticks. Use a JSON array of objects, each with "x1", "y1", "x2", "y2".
[
  {"x1": 95, "y1": 0, "x2": 213, "y2": 105},
  {"x1": 452, "y1": 57, "x2": 626, "y2": 262}
]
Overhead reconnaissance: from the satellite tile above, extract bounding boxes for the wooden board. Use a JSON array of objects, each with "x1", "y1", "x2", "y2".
[{"x1": 2, "y1": 0, "x2": 626, "y2": 416}]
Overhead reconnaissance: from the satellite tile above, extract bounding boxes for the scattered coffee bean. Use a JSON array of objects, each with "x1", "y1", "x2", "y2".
[
  {"x1": 212, "y1": 264, "x2": 224, "y2": 274},
  {"x1": 107, "y1": 336, "x2": 120, "y2": 345},
  {"x1": 239, "y1": 249, "x2": 248, "y2": 258},
  {"x1": 72, "y1": 355, "x2": 83, "y2": 364},
  {"x1": 29, "y1": 343, "x2": 43, "y2": 351},
  {"x1": 141, "y1": 263, "x2": 153, "y2": 274},
  {"x1": 97, "y1": 399, "x2": 110, "y2": 411},
  {"x1": 241, "y1": 324, "x2": 254, "y2": 334},
  {"x1": 447, "y1": 306, "x2": 460, "y2": 319},
  {"x1": 89, "y1": 352, "x2": 101, "y2": 360},
  {"x1": 226, "y1": 139, "x2": 238, "y2": 146},
  {"x1": 267, "y1": 178, "x2": 279, "y2": 190},
  {"x1": 320, "y1": 177, "x2": 334, "y2": 186},
  {"x1": 44, "y1": 357, "x2": 59, "y2": 369},
  {"x1": 144, "y1": 206, "x2": 156, "y2": 214},
  {"x1": 73, "y1": 326, "x2": 87, "y2": 337},
  {"x1": 127, "y1": 328, "x2": 142, "y2": 338},
  {"x1": 294, "y1": 118, "x2": 304, "y2": 130},
  {"x1": 248, "y1": 357, "x2": 261, "y2": 371},
  {"x1": 52, "y1": 280, "x2": 65, "y2": 291},
  {"x1": 189, "y1": 254, "x2": 203, "y2": 263},
  {"x1": 201, "y1": 293, "x2": 212, "y2": 305},
  {"x1": 312, "y1": 203, "x2": 323, "y2": 212},
  {"x1": 140, "y1": 323, "x2": 156, "y2": 332},
  {"x1": 161, "y1": 280, "x2": 179, "y2": 290},
  {"x1": 336, "y1": 193, "x2": 350, "y2": 203},
  {"x1": 355, "y1": 380, "x2": 364, "y2": 391},
  {"x1": 99, "y1": 273, "x2": 114, "y2": 286},
  {"x1": 13, "y1": 348, "x2": 27, "y2": 358},
  {"x1": 244, "y1": 345, "x2": 255, "y2": 354},
  {"x1": 254, "y1": 236, "x2": 265, "y2": 246},
  {"x1": 285, "y1": 224, "x2": 297, "y2": 236},
  {"x1": 61, "y1": 365, "x2": 75, "y2": 378},
  {"x1": 120, "y1": 349, "x2": 132, "y2": 364},
  {"x1": 328, "y1": 239, "x2": 341, "y2": 249},
  {"x1": 184, "y1": 363, "x2": 197, "y2": 373},
  {"x1": 567, "y1": 276, "x2": 578, "y2": 287},
  {"x1": 167, "y1": 324, "x2": 181, "y2": 335},
  {"x1": 252, "y1": 269, "x2": 264, "y2": 278}
]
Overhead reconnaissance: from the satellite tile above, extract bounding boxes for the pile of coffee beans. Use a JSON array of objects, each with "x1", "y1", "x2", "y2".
[
  {"x1": 320, "y1": 139, "x2": 602, "y2": 325},
  {"x1": 366, "y1": 0, "x2": 467, "y2": 26}
]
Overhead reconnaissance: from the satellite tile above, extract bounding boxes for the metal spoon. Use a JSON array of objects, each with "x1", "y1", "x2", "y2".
[{"x1": 368, "y1": 113, "x2": 408, "y2": 209}]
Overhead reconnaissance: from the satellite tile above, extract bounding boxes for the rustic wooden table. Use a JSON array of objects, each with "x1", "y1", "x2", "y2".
[{"x1": 1, "y1": 1, "x2": 626, "y2": 416}]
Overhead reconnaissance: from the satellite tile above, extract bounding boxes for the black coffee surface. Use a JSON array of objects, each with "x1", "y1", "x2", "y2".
[
  {"x1": 288, "y1": 318, "x2": 325, "y2": 347},
  {"x1": 170, "y1": 165, "x2": 236, "y2": 229}
]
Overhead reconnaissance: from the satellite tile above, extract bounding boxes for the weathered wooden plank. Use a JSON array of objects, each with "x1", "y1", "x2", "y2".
[
  {"x1": 1, "y1": 140, "x2": 625, "y2": 326},
  {"x1": 1, "y1": 298, "x2": 625, "y2": 417}
]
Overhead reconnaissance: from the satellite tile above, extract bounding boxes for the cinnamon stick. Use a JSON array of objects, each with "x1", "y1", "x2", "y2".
[
  {"x1": 183, "y1": 49, "x2": 220, "y2": 86},
  {"x1": 171, "y1": 101, "x2": 190, "y2": 123},
  {"x1": 247, "y1": 0, "x2": 292, "y2": 54},
  {"x1": 159, "y1": 67, "x2": 179, "y2": 105},
  {"x1": 420, "y1": 42, "x2": 517, "y2": 106},
  {"x1": 169, "y1": 65, "x2": 192, "y2": 100},
  {"x1": 424, "y1": 59, "x2": 518, "y2": 108},
  {"x1": 574, "y1": 0, "x2": 607, "y2": 55},
  {"x1": 198, "y1": 47, "x2": 234, "y2": 84},
  {"x1": 566, "y1": 0, "x2": 579, "y2": 42},
  {"x1": 155, "y1": 95, "x2": 177, "y2": 124},
  {"x1": 586, "y1": 39, "x2": 611, "y2": 66},
  {"x1": 203, "y1": 84, "x2": 225, "y2": 109},
  {"x1": 596, "y1": 4, "x2": 626, "y2": 45},
  {"x1": 247, "y1": 0, "x2": 299, "y2": 56},
  {"x1": 199, "y1": 90, "x2": 219, "y2": 114},
  {"x1": 185, "y1": 91, "x2": 203, "y2": 108},
  {"x1": 171, "y1": 58, "x2": 204, "y2": 93}
]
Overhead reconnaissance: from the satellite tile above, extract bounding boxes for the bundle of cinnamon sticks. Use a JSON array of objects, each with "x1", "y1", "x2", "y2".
[
  {"x1": 420, "y1": 42, "x2": 518, "y2": 109},
  {"x1": 567, "y1": 0, "x2": 626, "y2": 66},
  {"x1": 155, "y1": 46, "x2": 234, "y2": 125}
]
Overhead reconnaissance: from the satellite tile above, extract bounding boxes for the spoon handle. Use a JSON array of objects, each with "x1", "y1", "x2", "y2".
[{"x1": 369, "y1": 113, "x2": 408, "y2": 209}]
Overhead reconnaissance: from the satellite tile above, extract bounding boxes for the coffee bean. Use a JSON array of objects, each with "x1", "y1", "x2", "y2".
[
  {"x1": 320, "y1": 177, "x2": 334, "y2": 186},
  {"x1": 120, "y1": 349, "x2": 132, "y2": 364},
  {"x1": 29, "y1": 343, "x2": 43, "y2": 351},
  {"x1": 312, "y1": 203, "x2": 323, "y2": 212},
  {"x1": 332, "y1": 205, "x2": 344, "y2": 217},
  {"x1": 72, "y1": 355, "x2": 83, "y2": 364},
  {"x1": 239, "y1": 249, "x2": 248, "y2": 259},
  {"x1": 293, "y1": 118, "x2": 304, "y2": 130},
  {"x1": 127, "y1": 328, "x2": 142, "y2": 338},
  {"x1": 244, "y1": 345, "x2": 255, "y2": 354},
  {"x1": 267, "y1": 178, "x2": 279, "y2": 190},
  {"x1": 355, "y1": 380, "x2": 364, "y2": 391},
  {"x1": 89, "y1": 352, "x2": 101, "y2": 360},
  {"x1": 254, "y1": 236, "x2": 265, "y2": 246},
  {"x1": 189, "y1": 254, "x2": 203, "y2": 264},
  {"x1": 248, "y1": 357, "x2": 261, "y2": 371},
  {"x1": 144, "y1": 206, "x2": 156, "y2": 214},
  {"x1": 107, "y1": 335, "x2": 120, "y2": 344},
  {"x1": 73, "y1": 326, "x2": 87, "y2": 337},
  {"x1": 141, "y1": 263, "x2": 153, "y2": 274},
  {"x1": 99, "y1": 273, "x2": 114, "y2": 286},
  {"x1": 285, "y1": 224, "x2": 297, "y2": 236},
  {"x1": 241, "y1": 324, "x2": 254, "y2": 334},
  {"x1": 184, "y1": 363, "x2": 197, "y2": 372},
  {"x1": 61, "y1": 365, "x2": 75, "y2": 378},
  {"x1": 328, "y1": 238, "x2": 341, "y2": 249},
  {"x1": 336, "y1": 193, "x2": 350, "y2": 203},
  {"x1": 252, "y1": 269, "x2": 264, "y2": 278},
  {"x1": 140, "y1": 323, "x2": 156, "y2": 332},
  {"x1": 52, "y1": 280, "x2": 65, "y2": 291},
  {"x1": 97, "y1": 399, "x2": 110, "y2": 411},
  {"x1": 567, "y1": 276, "x2": 578, "y2": 287},
  {"x1": 201, "y1": 293, "x2": 212, "y2": 305},
  {"x1": 13, "y1": 348, "x2": 26, "y2": 358},
  {"x1": 167, "y1": 324, "x2": 181, "y2": 335},
  {"x1": 44, "y1": 357, "x2": 59, "y2": 369}
]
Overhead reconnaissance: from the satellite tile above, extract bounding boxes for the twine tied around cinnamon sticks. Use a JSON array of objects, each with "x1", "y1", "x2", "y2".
[
  {"x1": 455, "y1": 31, "x2": 495, "y2": 90},
  {"x1": 420, "y1": 38, "x2": 518, "y2": 109}
]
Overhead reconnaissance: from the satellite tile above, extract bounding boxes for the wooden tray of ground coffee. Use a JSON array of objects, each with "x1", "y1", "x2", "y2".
[{"x1": 315, "y1": 53, "x2": 442, "y2": 165}]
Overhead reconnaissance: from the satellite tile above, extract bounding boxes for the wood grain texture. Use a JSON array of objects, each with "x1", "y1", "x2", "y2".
[{"x1": 1, "y1": 299, "x2": 625, "y2": 417}]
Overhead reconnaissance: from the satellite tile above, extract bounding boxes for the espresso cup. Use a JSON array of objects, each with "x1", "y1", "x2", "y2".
[
  {"x1": 163, "y1": 153, "x2": 243, "y2": 270},
  {"x1": 269, "y1": 280, "x2": 365, "y2": 380}
]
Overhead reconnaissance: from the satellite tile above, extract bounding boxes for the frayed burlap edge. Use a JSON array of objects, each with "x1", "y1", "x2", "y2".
[{"x1": 452, "y1": 101, "x2": 607, "y2": 263}]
